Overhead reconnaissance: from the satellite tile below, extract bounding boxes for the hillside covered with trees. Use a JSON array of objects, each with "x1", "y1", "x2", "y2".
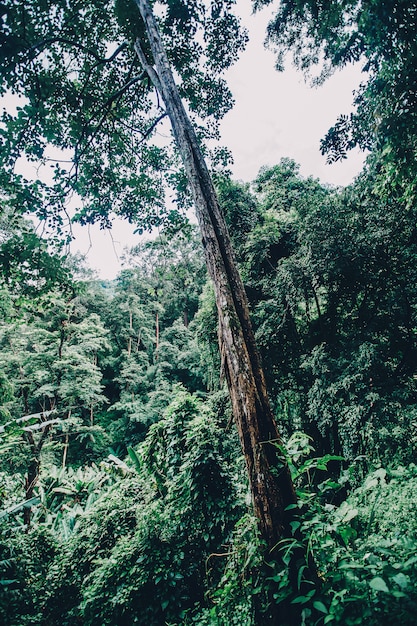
[{"x1": 1, "y1": 0, "x2": 417, "y2": 624}]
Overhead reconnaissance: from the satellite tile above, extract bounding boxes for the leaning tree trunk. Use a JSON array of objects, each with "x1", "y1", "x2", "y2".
[
  {"x1": 133, "y1": 1, "x2": 319, "y2": 607},
  {"x1": 23, "y1": 424, "x2": 51, "y2": 530}
]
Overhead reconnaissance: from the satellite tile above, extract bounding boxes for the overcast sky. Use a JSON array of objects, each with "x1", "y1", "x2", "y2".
[{"x1": 72, "y1": 0, "x2": 366, "y2": 279}]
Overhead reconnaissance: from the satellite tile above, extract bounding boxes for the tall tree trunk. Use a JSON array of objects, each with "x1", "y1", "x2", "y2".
[
  {"x1": 23, "y1": 432, "x2": 39, "y2": 530},
  {"x1": 62, "y1": 432, "x2": 69, "y2": 469},
  {"x1": 133, "y1": 2, "x2": 319, "y2": 617},
  {"x1": 134, "y1": 0, "x2": 296, "y2": 550},
  {"x1": 128, "y1": 309, "x2": 133, "y2": 356},
  {"x1": 23, "y1": 423, "x2": 51, "y2": 530},
  {"x1": 183, "y1": 307, "x2": 189, "y2": 328},
  {"x1": 155, "y1": 309, "x2": 159, "y2": 359}
]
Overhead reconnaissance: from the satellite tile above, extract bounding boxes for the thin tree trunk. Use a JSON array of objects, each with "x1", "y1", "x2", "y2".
[
  {"x1": 62, "y1": 432, "x2": 69, "y2": 469},
  {"x1": 155, "y1": 310, "x2": 159, "y2": 359},
  {"x1": 23, "y1": 423, "x2": 51, "y2": 530},
  {"x1": 128, "y1": 309, "x2": 133, "y2": 356},
  {"x1": 62, "y1": 409, "x2": 71, "y2": 468},
  {"x1": 23, "y1": 432, "x2": 39, "y2": 530}
]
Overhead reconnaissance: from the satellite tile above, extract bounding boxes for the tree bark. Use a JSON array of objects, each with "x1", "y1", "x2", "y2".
[
  {"x1": 155, "y1": 309, "x2": 159, "y2": 359},
  {"x1": 23, "y1": 431, "x2": 39, "y2": 530},
  {"x1": 23, "y1": 422, "x2": 51, "y2": 529},
  {"x1": 133, "y1": 0, "x2": 297, "y2": 552},
  {"x1": 132, "y1": 7, "x2": 320, "y2": 616},
  {"x1": 128, "y1": 309, "x2": 133, "y2": 356}
]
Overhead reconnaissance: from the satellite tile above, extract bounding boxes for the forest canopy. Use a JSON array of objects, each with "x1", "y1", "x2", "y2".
[{"x1": 1, "y1": 0, "x2": 417, "y2": 625}]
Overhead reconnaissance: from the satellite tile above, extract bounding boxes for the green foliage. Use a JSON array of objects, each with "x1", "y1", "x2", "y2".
[
  {"x1": 192, "y1": 514, "x2": 263, "y2": 625},
  {"x1": 0, "y1": 522, "x2": 57, "y2": 626},
  {"x1": 123, "y1": 226, "x2": 207, "y2": 328},
  {"x1": 228, "y1": 434, "x2": 417, "y2": 626},
  {"x1": 114, "y1": 0, "x2": 150, "y2": 45},
  {"x1": 0, "y1": 294, "x2": 111, "y2": 495},
  {"x1": 306, "y1": 465, "x2": 417, "y2": 625},
  {"x1": 3, "y1": 2, "x2": 417, "y2": 623},
  {"x1": 42, "y1": 388, "x2": 242, "y2": 625},
  {"x1": 264, "y1": 0, "x2": 417, "y2": 152},
  {"x1": 0, "y1": 205, "x2": 75, "y2": 315},
  {"x1": 0, "y1": 0, "x2": 247, "y2": 232},
  {"x1": 204, "y1": 436, "x2": 417, "y2": 626},
  {"x1": 36, "y1": 463, "x2": 116, "y2": 535},
  {"x1": 0, "y1": 229, "x2": 73, "y2": 303},
  {"x1": 216, "y1": 176, "x2": 262, "y2": 257},
  {"x1": 90, "y1": 230, "x2": 210, "y2": 452},
  {"x1": 193, "y1": 282, "x2": 222, "y2": 391},
  {"x1": 216, "y1": 159, "x2": 417, "y2": 465},
  {"x1": 43, "y1": 476, "x2": 144, "y2": 625},
  {"x1": 263, "y1": 0, "x2": 417, "y2": 224},
  {"x1": 1, "y1": 157, "x2": 417, "y2": 625}
]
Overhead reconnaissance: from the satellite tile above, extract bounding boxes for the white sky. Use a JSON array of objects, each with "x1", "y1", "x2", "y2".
[
  {"x1": 221, "y1": 2, "x2": 366, "y2": 185},
  {"x1": 73, "y1": 1, "x2": 366, "y2": 279}
]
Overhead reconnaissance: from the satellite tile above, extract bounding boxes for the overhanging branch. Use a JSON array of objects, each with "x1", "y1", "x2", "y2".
[{"x1": 24, "y1": 38, "x2": 128, "y2": 64}]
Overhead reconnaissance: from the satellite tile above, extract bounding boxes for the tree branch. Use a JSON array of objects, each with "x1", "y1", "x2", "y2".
[
  {"x1": 139, "y1": 112, "x2": 167, "y2": 143},
  {"x1": 134, "y1": 39, "x2": 163, "y2": 94},
  {"x1": 36, "y1": 423, "x2": 52, "y2": 455},
  {"x1": 24, "y1": 38, "x2": 128, "y2": 64},
  {"x1": 72, "y1": 72, "x2": 147, "y2": 168}
]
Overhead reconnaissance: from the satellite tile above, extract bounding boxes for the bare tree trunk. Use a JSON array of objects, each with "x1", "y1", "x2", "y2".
[
  {"x1": 134, "y1": 0, "x2": 296, "y2": 548},
  {"x1": 23, "y1": 432, "x2": 39, "y2": 530},
  {"x1": 62, "y1": 432, "x2": 69, "y2": 469},
  {"x1": 128, "y1": 309, "x2": 133, "y2": 356},
  {"x1": 155, "y1": 310, "x2": 159, "y2": 359},
  {"x1": 23, "y1": 423, "x2": 51, "y2": 530},
  {"x1": 133, "y1": 1, "x2": 320, "y2": 619}
]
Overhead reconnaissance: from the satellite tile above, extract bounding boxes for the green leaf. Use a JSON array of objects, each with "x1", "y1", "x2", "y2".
[
  {"x1": 290, "y1": 520, "x2": 301, "y2": 534},
  {"x1": 342, "y1": 507, "x2": 358, "y2": 523},
  {"x1": 291, "y1": 595, "x2": 310, "y2": 604},
  {"x1": 369, "y1": 577, "x2": 389, "y2": 593},
  {"x1": 313, "y1": 601, "x2": 328, "y2": 614},
  {"x1": 297, "y1": 564, "x2": 307, "y2": 590},
  {"x1": 291, "y1": 589, "x2": 315, "y2": 604},
  {"x1": 338, "y1": 525, "x2": 357, "y2": 546},
  {"x1": 52, "y1": 487, "x2": 75, "y2": 496},
  {"x1": 315, "y1": 454, "x2": 344, "y2": 470},
  {"x1": 0, "y1": 579, "x2": 18, "y2": 586},
  {"x1": 391, "y1": 572, "x2": 409, "y2": 589},
  {"x1": 127, "y1": 446, "x2": 141, "y2": 472}
]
